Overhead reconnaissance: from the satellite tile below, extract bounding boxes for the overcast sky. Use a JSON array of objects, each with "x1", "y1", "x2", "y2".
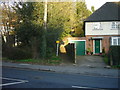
[{"x1": 85, "y1": 0, "x2": 119, "y2": 10}]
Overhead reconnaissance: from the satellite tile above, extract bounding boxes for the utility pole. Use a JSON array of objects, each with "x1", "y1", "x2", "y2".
[
  {"x1": 44, "y1": 0, "x2": 47, "y2": 30},
  {"x1": 42, "y1": 0, "x2": 47, "y2": 59}
]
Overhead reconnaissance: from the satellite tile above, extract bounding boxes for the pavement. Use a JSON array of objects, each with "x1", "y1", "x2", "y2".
[{"x1": 1, "y1": 56, "x2": 119, "y2": 78}]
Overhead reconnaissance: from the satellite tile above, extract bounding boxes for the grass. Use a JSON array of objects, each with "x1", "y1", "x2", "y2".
[
  {"x1": 102, "y1": 55, "x2": 120, "y2": 69},
  {"x1": 111, "y1": 65, "x2": 120, "y2": 69},
  {"x1": 48, "y1": 56, "x2": 62, "y2": 64},
  {"x1": 103, "y1": 56, "x2": 109, "y2": 64},
  {"x1": 2, "y1": 56, "x2": 62, "y2": 65}
]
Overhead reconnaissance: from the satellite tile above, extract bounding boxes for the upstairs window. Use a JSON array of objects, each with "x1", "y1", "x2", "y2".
[
  {"x1": 93, "y1": 22, "x2": 102, "y2": 30},
  {"x1": 111, "y1": 37, "x2": 120, "y2": 46},
  {"x1": 111, "y1": 22, "x2": 120, "y2": 29}
]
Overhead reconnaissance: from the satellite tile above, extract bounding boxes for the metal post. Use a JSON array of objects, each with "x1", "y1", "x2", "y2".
[{"x1": 56, "y1": 43, "x2": 59, "y2": 56}]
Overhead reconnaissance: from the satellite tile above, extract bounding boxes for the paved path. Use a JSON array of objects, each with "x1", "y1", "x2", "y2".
[{"x1": 1, "y1": 55, "x2": 119, "y2": 78}]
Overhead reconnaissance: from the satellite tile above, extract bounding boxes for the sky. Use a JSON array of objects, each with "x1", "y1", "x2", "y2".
[
  {"x1": 0, "y1": 0, "x2": 119, "y2": 10},
  {"x1": 85, "y1": 0, "x2": 120, "y2": 10}
]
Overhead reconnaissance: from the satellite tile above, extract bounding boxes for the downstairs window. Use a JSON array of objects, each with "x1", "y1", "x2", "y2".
[{"x1": 111, "y1": 37, "x2": 120, "y2": 46}]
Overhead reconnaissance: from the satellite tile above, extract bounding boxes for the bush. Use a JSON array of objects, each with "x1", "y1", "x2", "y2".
[
  {"x1": 103, "y1": 56, "x2": 109, "y2": 64},
  {"x1": 46, "y1": 48, "x2": 55, "y2": 58},
  {"x1": 3, "y1": 46, "x2": 32, "y2": 60},
  {"x1": 108, "y1": 46, "x2": 120, "y2": 65}
]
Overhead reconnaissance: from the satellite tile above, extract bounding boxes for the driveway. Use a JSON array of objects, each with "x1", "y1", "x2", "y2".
[{"x1": 76, "y1": 56, "x2": 107, "y2": 68}]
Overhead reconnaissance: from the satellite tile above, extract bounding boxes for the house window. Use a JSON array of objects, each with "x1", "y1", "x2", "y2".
[
  {"x1": 111, "y1": 22, "x2": 120, "y2": 29},
  {"x1": 113, "y1": 39, "x2": 117, "y2": 45},
  {"x1": 118, "y1": 38, "x2": 120, "y2": 45},
  {"x1": 93, "y1": 22, "x2": 102, "y2": 30},
  {"x1": 111, "y1": 37, "x2": 120, "y2": 46}
]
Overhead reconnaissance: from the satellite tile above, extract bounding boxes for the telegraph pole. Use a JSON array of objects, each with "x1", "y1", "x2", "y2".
[{"x1": 42, "y1": 0, "x2": 47, "y2": 59}]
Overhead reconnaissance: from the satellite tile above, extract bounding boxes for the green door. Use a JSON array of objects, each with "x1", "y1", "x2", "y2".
[
  {"x1": 95, "y1": 40, "x2": 100, "y2": 53},
  {"x1": 71, "y1": 41, "x2": 85, "y2": 55}
]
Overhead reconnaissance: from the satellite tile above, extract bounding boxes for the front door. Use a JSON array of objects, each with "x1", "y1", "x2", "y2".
[{"x1": 95, "y1": 40, "x2": 100, "y2": 54}]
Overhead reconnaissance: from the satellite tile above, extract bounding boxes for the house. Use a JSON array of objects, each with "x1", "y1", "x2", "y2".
[
  {"x1": 67, "y1": 2, "x2": 120, "y2": 55},
  {"x1": 85, "y1": 2, "x2": 120, "y2": 54}
]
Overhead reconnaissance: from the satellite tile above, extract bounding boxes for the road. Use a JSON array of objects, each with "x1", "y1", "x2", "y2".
[{"x1": 1, "y1": 67, "x2": 119, "y2": 89}]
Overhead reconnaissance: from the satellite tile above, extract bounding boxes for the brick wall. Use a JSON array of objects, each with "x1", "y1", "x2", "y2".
[
  {"x1": 86, "y1": 35, "x2": 120, "y2": 54},
  {"x1": 63, "y1": 35, "x2": 120, "y2": 55}
]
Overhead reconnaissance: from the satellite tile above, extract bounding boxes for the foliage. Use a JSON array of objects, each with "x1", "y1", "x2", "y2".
[
  {"x1": 75, "y1": 2, "x2": 92, "y2": 37},
  {"x1": 86, "y1": 48, "x2": 91, "y2": 52},
  {"x1": 108, "y1": 46, "x2": 120, "y2": 65},
  {"x1": 48, "y1": 55, "x2": 62, "y2": 64},
  {"x1": 2, "y1": 46, "x2": 32, "y2": 60},
  {"x1": 1, "y1": 2, "x2": 17, "y2": 47},
  {"x1": 111, "y1": 65, "x2": 120, "y2": 69},
  {"x1": 13, "y1": 2, "x2": 43, "y2": 46},
  {"x1": 102, "y1": 47, "x2": 105, "y2": 53},
  {"x1": 91, "y1": 6, "x2": 95, "y2": 12},
  {"x1": 9, "y1": 1, "x2": 92, "y2": 59},
  {"x1": 13, "y1": 2, "x2": 44, "y2": 59},
  {"x1": 103, "y1": 55, "x2": 109, "y2": 64}
]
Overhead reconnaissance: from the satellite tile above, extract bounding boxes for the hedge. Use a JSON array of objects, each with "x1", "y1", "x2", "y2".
[
  {"x1": 2, "y1": 45, "x2": 32, "y2": 60},
  {"x1": 108, "y1": 46, "x2": 120, "y2": 65}
]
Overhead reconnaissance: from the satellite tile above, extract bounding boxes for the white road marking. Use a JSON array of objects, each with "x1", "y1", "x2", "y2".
[
  {"x1": 0, "y1": 77, "x2": 28, "y2": 87},
  {"x1": 0, "y1": 77, "x2": 28, "y2": 82},
  {"x1": 72, "y1": 86, "x2": 98, "y2": 89},
  {"x1": 0, "y1": 81, "x2": 27, "y2": 86}
]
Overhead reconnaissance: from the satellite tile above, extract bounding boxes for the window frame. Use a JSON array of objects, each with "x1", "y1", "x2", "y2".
[
  {"x1": 111, "y1": 22, "x2": 120, "y2": 30},
  {"x1": 111, "y1": 37, "x2": 120, "y2": 46},
  {"x1": 93, "y1": 22, "x2": 103, "y2": 30}
]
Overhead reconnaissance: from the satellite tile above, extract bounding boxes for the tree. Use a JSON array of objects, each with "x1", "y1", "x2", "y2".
[
  {"x1": 74, "y1": 1, "x2": 91, "y2": 37},
  {"x1": 91, "y1": 6, "x2": 95, "y2": 13},
  {"x1": 13, "y1": 2, "x2": 45, "y2": 59},
  {"x1": 12, "y1": 1, "x2": 92, "y2": 59},
  {"x1": 13, "y1": 2, "x2": 34, "y2": 45},
  {"x1": 1, "y1": 2, "x2": 17, "y2": 47}
]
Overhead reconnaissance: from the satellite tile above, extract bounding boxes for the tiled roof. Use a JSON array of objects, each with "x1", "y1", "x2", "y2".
[{"x1": 85, "y1": 2, "x2": 120, "y2": 22}]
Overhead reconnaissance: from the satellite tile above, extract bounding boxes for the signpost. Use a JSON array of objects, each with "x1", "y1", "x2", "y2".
[{"x1": 56, "y1": 41, "x2": 60, "y2": 56}]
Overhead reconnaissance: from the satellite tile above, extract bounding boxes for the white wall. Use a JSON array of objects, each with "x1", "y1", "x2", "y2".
[{"x1": 85, "y1": 21, "x2": 119, "y2": 35}]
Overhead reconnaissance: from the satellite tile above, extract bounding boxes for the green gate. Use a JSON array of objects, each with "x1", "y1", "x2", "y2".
[{"x1": 70, "y1": 41, "x2": 85, "y2": 55}]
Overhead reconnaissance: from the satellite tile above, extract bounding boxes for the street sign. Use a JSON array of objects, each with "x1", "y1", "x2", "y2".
[
  {"x1": 56, "y1": 41, "x2": 60, "y2": 44},
  {"x1": 56, "y1": 41, "x2": 60, "y2": 56}
]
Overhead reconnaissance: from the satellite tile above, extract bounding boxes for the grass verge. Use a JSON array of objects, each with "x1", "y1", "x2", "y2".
[
  {"x1": 2, "y1": 56, "x2": 62, "y2": 65},
  {"x1": 103, "y1": 56, "x2": 109, "y2": 65},
  {"x1": 102, "y1": 55, "x2": 120, "y2": 69}
]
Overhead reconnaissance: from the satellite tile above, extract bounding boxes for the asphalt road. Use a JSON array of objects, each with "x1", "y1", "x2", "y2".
[{"x1": 1, "y1": 67, "x2": 119, "y2": 89}]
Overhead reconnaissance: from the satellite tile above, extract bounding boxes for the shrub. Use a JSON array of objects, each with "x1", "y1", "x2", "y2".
[
  {"x1": 3, "y1": 46, "x2": 32, "y2": 60},
  {"x1": 102, "y1": 47, "x2": 105, "y2": 53},
  {"x1": 103, "y1": 55, "x2": 109, "y2": 64},
  {"x1": 46, "y1": 47, "x2": 55, "y2": 58},
  {"x1": 108, "y1": 46, "x2": 120, "y2": 65}
]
